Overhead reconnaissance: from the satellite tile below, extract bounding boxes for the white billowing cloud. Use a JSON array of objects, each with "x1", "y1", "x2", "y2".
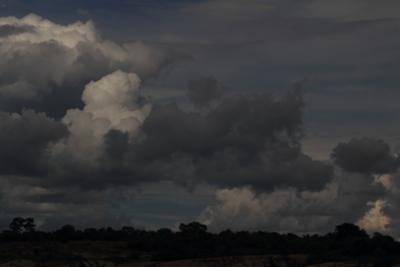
[
  {"x1": 56, "y1": 70, "x2": 151, "y2": 160},
  {"x1": 0, "y1": 13, "x2": 97, "y2": 47},
  {"x1": 200, "y1": 168, "x2": 400, "y2": 235},
  {"x1": 200, "y1": 183, "x2": 339, "y2": 233},
  {"x1": 357, "y1": 199, "x2": 391, "y2": 233},
  {"x1": 0, "y1": 14, "x2": 166, "y2": 102}
]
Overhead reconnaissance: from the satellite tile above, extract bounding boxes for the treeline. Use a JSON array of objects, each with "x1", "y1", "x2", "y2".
[{"x1": 1, "y1": 218, "x2": 399, "y2": 265}]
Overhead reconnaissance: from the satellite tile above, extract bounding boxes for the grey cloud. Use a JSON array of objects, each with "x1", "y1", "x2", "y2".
[
  {"x1": 331, "y1": 137, "x2": 400, "y2": 174},
  {"x1": 0, "y1": 14, "x2": 175, "y2": 117},
  {"x1": 85, "y1": 86, "x2": 333, "y2": 192},
  {"x1": 0, "y1": 7, "x2": 398, "y2": 235},
  {"x1": 0, "y1": 110, "x2": 67, "y2": 176},
  {"x1": 0, "y1": 178, "x2": 140, "y2": 230},
  {"x1": 184, "y1": 0, "x2": 400, "y2": 22},
  {"x1": 13, "y1": 82, "x2": 332, "y2": 193},
  {"x1": 200, "y1": 170, "x2": 388, "y2": 234},
  {"x1": 0, "y1": 24, "x2": 33, "y2": 36},
  {"x1": 187, "y1": 76, "x2": 223, "y2": 108},
  {"x1": 300, "y1": 0, "x2": 400, "y2": 20},
  {"x1": 23, "y1": 192, "x2": 69, "y2": 204}
]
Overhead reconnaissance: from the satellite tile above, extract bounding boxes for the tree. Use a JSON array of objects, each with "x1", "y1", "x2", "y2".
[
  {"x1": 121, "y1": 226, "x2": 135, "y2": 235},
  {"x1": 179, "y1": 222, "x2": 207, "y2": 235},
  {"x1": 334, "y1": 223, "x2": 368, "y2": 239},
  {"x1": 9, "y1": 217, "x2": 36, "y2": 233},
  {"x1": 372, "y1": 247, "x2": 395, "y2": 267},
  {"x1": 23, "y1": 217, "x2": 36, "y2": 232},
  {"x1": 9, "y1": 217, "x2": 26, "y2": 233},
  {"x1": 55, "y1": 224, "x2": 77, "y2": 241}
]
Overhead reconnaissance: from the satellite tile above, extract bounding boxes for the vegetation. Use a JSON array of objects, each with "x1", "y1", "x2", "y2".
[{"x1": 0, "y1": 219, "x2": 399, "y2": 266}]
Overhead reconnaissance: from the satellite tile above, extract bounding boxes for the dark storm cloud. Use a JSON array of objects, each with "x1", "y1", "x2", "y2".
[
  {"x1": 0, "y1": 1, "x2": 399, "y2": 235},
  {"x1": 81, "y1": 86, "x2": 332, "y2": 191},
  {"x1": 23, "y1": 192, "x2": 68, "y2": 204},
  {"x1": 135, "y1": 0, "x2": 400, "y2": 163},
  {"x1": 187, "y1": 76, "x2": 223, "y2": 108},
  {"x1": 0, "y1": 177, "x2": 142, "y2": 230},
  {"x1": 0, "y1": 110, "x2": 67, "y2": 176},
  {"x1": 331, "y1": 138, "x2": 400, "y2": 174},
  {"x1": 12, "y1": 82, "x2": 332, "y2": 192}
]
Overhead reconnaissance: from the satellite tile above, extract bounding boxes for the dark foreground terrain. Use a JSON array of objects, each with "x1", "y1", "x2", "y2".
[{"x1": 0, "y1": 219, "x2": 398, "y2": 267}]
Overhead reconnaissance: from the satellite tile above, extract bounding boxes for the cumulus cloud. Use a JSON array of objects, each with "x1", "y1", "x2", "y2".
[
  {"x1": 0, "y1": 11, "x2": 399, "y2": 234},
  {"x1": 0, "y1": 24, "x2": 33, "y2": 37},
  {"x1": 199, "y1": 184, "x2": 340, "y2": 233},
  {"x1": 0, "y1": 60, "x2": 392, "y2": 235},
  {"x1": 56, "y1": 70, "x2": 151, "y2": 161},
  {"x1": 331, "y1": 137, "x2": 400, "y2": 174},
  {"x1": 357, "y1": 199, "x2": 391, "y2": 233},
  {"x1": 0, "y1": 14, "x2": 169, "y2": 116},
  {"x1": 0, "y1": 110, "x2": 67, "y2": 176},
  {"x1": 374, "y1": 174, "x2": 398, "y2": 193},
  {"x1": 0, "y1": 78, "x2": 330, "y2": 193},
  {"x1": 99, "y1": 86, "x2": 333, "y2": 191},
  {"x1": 199, "y1": 170, "x2": 389, "y2": 234}
]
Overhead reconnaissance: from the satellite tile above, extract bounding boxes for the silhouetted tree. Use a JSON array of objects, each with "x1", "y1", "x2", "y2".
[
  {"x1": 372, "y1": 247, "x2": 395, "y2": 267},
  {"x1": 2, "y1": 217, "x2": 400, "y2": 264},
  {"x1": 9, "y1": 217, "x2": 35, "y2": 233},
  {"x1": 55, "y1": 224, "x2": 76, "y2": 241},
  {"x1": 9, "y1": 217, "x2": 25, "y2": 233},
  {"x1": 121, "y1": 226, "x2": 135, "y2": 235},
  {"x1": 179, "y1": 222, "x2": 207, "y2": 235},
  {"x1": 23, "y1": 217, "x2": 36, "y2": 232},
  {"x1": 334, "y1": 223, "x2": 368, "y2": 239}
]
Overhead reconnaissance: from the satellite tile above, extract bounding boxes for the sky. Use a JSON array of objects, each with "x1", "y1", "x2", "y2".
[{"x1": 0, "y1": 0, "x2": 400, "y2": 236}]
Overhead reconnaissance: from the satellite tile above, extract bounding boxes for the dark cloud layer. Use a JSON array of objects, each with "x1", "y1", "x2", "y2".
[
  {"x1": 187, "y1": 77, "x2": 223, "y2": 108},
  {"x1": 0, "y1": 73, "x2": 334, "y2": 201},
  {"x1": 93, "y1": 87, "x2": 331, "y2": 191},
  {"x1": 0, "y1": 1, "x2": 399, "y2": 235},
  {"x1": 332, "y1": 138, "x2": 400, "y2": 174},
  {"x1": 0, "y1": 110, "x2": 67, "y2": 176}
]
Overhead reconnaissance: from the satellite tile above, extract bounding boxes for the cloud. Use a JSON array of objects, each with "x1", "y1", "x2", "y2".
[
  {"x1": 301, "y1": 0, "x2": 400, "y2": 20},
  {"x1": 0, "y1": 9, "x2": 398, "y2": 234},
  {"x1": 185, "y1": 0, "x2": 400, "y2": 21},
  {"x1": 0, "y1": 14, "x2": 169, "y2": 116},
  {"x1": 0, "y1": 24, "x2": 33, "y2": 36},
  {"x1": 0, "y1": 177, "x2": 141, "y2": 230},
  {"x1": 357, "y1": 199, "x2": 391, "y2": 233},
  {"x1": 113, "y1": 85, "x2": 333, "y2": 191},
  {"x1": 199, "y1": 170, "x2": 388, "y2": 233},
  {"x1": 199, "y1": 183, "x2": 341, "y2": 233},
  {"x1": 0, "y1": 79, "x2": 330, "y2": 193},
  {"x1": 374, "y1": 174, "x2": 398, "y2": 193},
  {"x1": 0, "y1": 110, "x2": 67, "y2": 176},
  {"x1": 56, "y1": 70, "x2": 151, "y2": 161},
  {"x1": 0, "y1": 69, "x2": 152, "y2": 189},
  {"x1": 182, "y1": 0, "x2": 274, "y2": 21},
  {"x1": 331, "y1": 137, "x2": 400, "y2": 174},
  {"x1": 187, "y1": 76, "x2": 223, "y2": 108}
]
